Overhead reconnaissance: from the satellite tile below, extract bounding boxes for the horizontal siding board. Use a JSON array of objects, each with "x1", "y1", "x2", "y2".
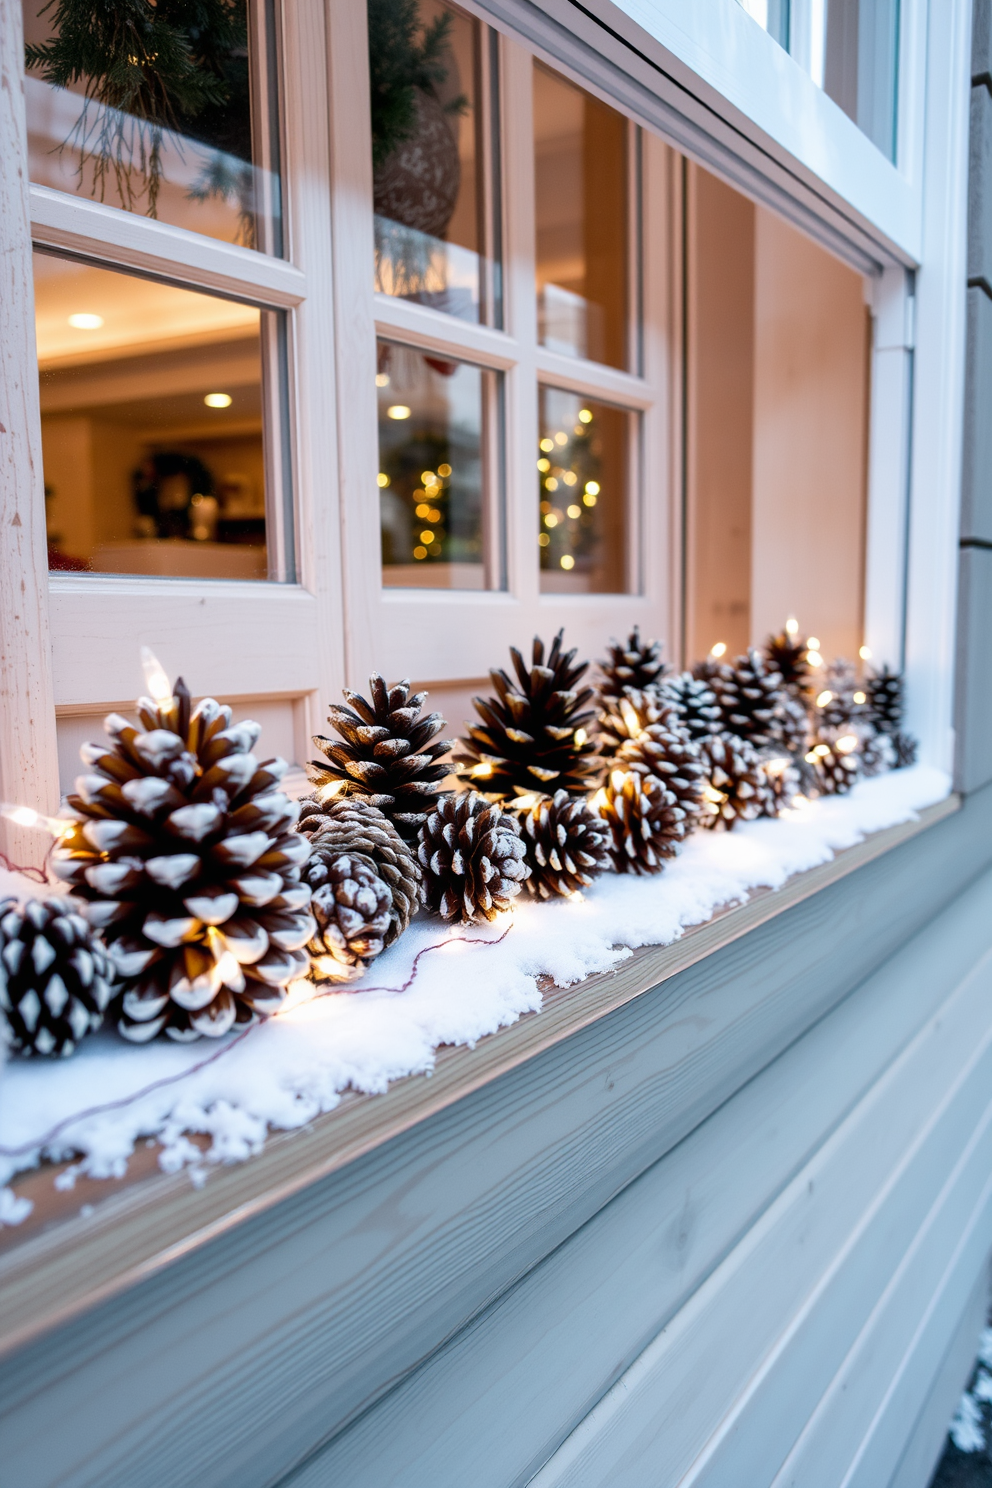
[
  {"x1": 2, "y1": 788, "x2": 992, "y2": 1488},
  {"x1": 288, "y1": 875, "x2": 992, "y2": 1488}
]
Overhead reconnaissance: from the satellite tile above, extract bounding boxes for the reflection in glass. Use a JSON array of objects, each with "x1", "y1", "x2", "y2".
[
  {"x1": 22, "y1": 0, "x2": 281, "y2": 252},
  {"x1": 533, "y1": 63, "x2": 630, "y2": 370},
  {"x1": 538, "y1": 388, "x2": 630, "y2": 594},
  {"x1": 369, "y1": 0, "x2": 496, "y2": 324},
  {"x1": 377, "y1": 340, "x2": 494, "y2": 589},
  {"x1": 36, "y1": 251, "x2": 277, "y2": 580}
]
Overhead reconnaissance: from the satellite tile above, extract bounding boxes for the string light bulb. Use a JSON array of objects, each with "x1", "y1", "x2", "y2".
[
  {"x1": 835, "y1": 734, "x2": 859, "y2": 754},
  {"x1": 710, "y1": 641, "x2": 727, "y2": 658},
  {"x1": 785, "y1": 617, "x2": 799, "y2": 636},
  {"x1": 816, "y1": 690, "x2": 833, "y2": 708},
  {"x1": 140, "y1": 645, "x2": 173, "y2": 705},
  {"x1": 859, "y1": 645, "x2": 872, "y2": 660},
  {"x1": 0, "y1": 802, "x2": 75, "y2": 838}
]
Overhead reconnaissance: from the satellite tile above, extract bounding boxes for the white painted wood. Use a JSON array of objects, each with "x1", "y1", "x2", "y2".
[
  {"x1": 864, "y1": 264, "x2": 913, "y2": 670},
  {"x1": 0, "y1": 0, "x2": 60, "y2": 855}
]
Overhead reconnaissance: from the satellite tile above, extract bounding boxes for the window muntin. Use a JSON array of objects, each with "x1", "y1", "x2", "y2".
[
  {"x1": 370, "y1": 0, "x2": 500, "y2": 326},
  {"x1": 538, "y1": 389, "x2": 633, "y2": 595},
  {"x1": 22, "y1": 0, "x2": 282, "y2": 253},
  {"x1": 533, "y1": 62, "x2": 632, "y2": 371},
  {"x1": 377, "y1": 338, "x2": 501, "y2": 590},
  {"x1": 36, "y1": 250, "x2": 285, "y2": 581}
]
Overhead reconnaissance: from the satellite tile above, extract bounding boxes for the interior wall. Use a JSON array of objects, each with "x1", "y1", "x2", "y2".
[{"x1": 750, "y1": 205, "x2": 870, "y2": 662}]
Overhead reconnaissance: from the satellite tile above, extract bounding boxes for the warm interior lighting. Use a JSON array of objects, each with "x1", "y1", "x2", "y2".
[
  {"x1": 579, "y1": 408, "x2": 593, "y2": 423},
  {"x1": 585, "y1": 481, "x2": 600, "y2": 496},
  {"x1": 567, "y1": 505, "x2": 581, "y2": 518},
  {"x1": 538, "y1": 533, "x2": 550, "y2": 546},
  {"x1": 582, "y1": 492, "x2": 597, "y2": 507},
  {"x1": 68, "y1": 312, "x2": 104, "y2": 329},
  {"x1": 710, "y1": 641, "x2": 727, "y2": 658},
  {"x1": 420, "y1": 529, "x2": 435, "y2": 544},
  {"x1": 816, "y1": 690, "x2": 833, "y2": 708},
  {"x1": 204, "y1": 392, "x2": 232, "y2": 408},
  {"x1": 806, "y1": 650, "x2": 824, "y2": 669},
  {"x1": 375, "y1": 372, "x2": 390, "y2": 387},
  {"x1": 413, "y1": 546, "x2": 428, "y2": 560},
  {"x1": 438, "y1": 463, "x2": 451, "y2": 477},
  {"x1": 387, "y1": 405, "x2": 411, "y2": 420},
  {"x1": 544, "y1": 513, "x2": 558, "y2": 527},
  {"x1": 377, "y1": 473, "x2": 390, "y2": 488},
  {"x1": 859, "y1": 645, "x2": 873, "y2": 660},
  {"x1": 537, "y1": 458, "x2": 551, "y2": 472},
  {"x1": 785, "y1": 617, "x2": 799, "y2": 636},
  {"x1": 560, "y1": 554, "x2": 575, "y2": 570},
  {"x1": 546, "y1": 477, "x2": 559, "y2": 492},
  {"x1": 140, "y1": 645, "x2": 174, "y2": 705}
]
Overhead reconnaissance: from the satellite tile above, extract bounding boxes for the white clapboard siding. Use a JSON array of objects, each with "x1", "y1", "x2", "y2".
[{"x1": 283, "y1": 872, "x2": 992, "y2": 1488}]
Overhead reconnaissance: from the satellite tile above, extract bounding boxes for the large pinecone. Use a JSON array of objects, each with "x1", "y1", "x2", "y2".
[
  {"x1": 597, "y1": 690, "x2": 703, "y2": 829},
  {"x1": 764, "y1": 627, "x2": 812, "y2": 696},
  {"x1": 866, "y1": 665, "x2": 905, "y2": 735},
  {"x1": 51, "y1": 680, "x2": 314, "y2": 1042},
  {"x1": 659, "y1": 672, "x2": 722, "y2": 742},
  {"x1": 806, "y1": 737, "x2": 860, "y2": 795},
  {"x1": 453, "y1": 630, "x2": 599, "y2": 799},
  {"x1": 308, "y1": 675, "x2": 451, "y2": 842},
  {"x1": 596, "y1": 626, "x2": 668, "y2": 699},
  {"x1": 514, "y1": 790, "x2": 611, "y2": 899},
  {"x1": 296, "y1": 795, "x2": 421, "y2": 935},
  {"x1": 699, "y1": 735, "x2": 778, "y2": 828},
  {"x1": 774, "y1": 691, "x2": 811, "y2": 757},
  {"x1": 418, "y1": 793, "x2": 530, "y2": 922},
  {"x1": 303, "y1": 852, "x2": 394, "y2": 982},
  {"x1": 709, "y1": 650, "x2": 785, "y2": 750},
  {"x1": 593, "y1": 768, "x2": 692, "y2": 873},
  {"x1": 0, "y1": 896, "x2": 115, "y2": 1056}
]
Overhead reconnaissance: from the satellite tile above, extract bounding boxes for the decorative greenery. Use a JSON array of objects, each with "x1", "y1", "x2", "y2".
[{"x1": 368, "y1": 0, "x2": 458, "y2": 171}]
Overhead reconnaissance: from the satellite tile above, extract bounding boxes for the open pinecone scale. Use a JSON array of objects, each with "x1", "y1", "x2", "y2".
[{"x1": 52, "y1": 679, "x2": 314, "y2": 1042}]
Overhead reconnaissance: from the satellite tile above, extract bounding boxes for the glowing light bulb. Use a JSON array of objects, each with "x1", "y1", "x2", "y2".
[
  {"x1": 579, "y1": 409, "x2": 593, "y2": 423},
  {"x1": 610, "y1": 769, "x2": 626, "y2": 791},
  {"x1": 540, "y1": 438, "x2": 555, "y2": 452},
  {"x1": 785, "y1": 617, "x2": 799, "y2": 636},
  {"x1": 574, "y1": 728, "x2": 587, "y2": 746},
  {"x1": 0, "y1": 802, "x2": 74, "y2": 837},
  {"x1": 554, "y1": 431, "x2": 568, "y2": 446},
  {"x1": 807, "y1": 636, "x2": 821, "y2": 651},
  {"x1": 560, "y1": 554, "x2": 575, "y2": 570},
  {"x1": 544, "y1": 513, "x2": 558, "y2": 527},
  {"x1": 204, "y1": 392, "x2": 232, "y2": 408},
  {"x1": 835, "y1": 734, "x2": 859, "y2": 754},
  {"x1": 68, "y1": 312, "x2": 103, "y2": 329},
  {"x1": 859, "y1": 645, "x2": 872, "y2": 660},
  {"x1": 585, "y1": 481, "x2": 600, "y2": 496},
  {"x1": 438, "y1": 463, "x2": 451, "y2": 477},
  {"x1": 567, "y1": 505, "x2": 581, "y2": 519},
  {"x1": 710, "y1": 641, "x2": 727, "y2": 658},
  {"x1": 853, "y1": 690, "x2": 866, "y2": 705},
  {"x1": 376, "y1": 473, "x2": 390, "y2": 488},
  {"x1": 375, "y1": 372, "x2": 390, "y2": 387},
  {"x1": 816, "y1": 690, "x2": 833, "y2": 708},
  {"x1": 140, "y1": 645, "x2": 173, "y2": 705},
  {"x1": 806, "y1": 650, "x2": 824, "y2": 669},
  {"x1": 471, "y1": 763, "x2": 493, "y2": 778},
  {"x1": 591, "y1": 788, "x2": 608, "y2": 811},
  {"x1": 387, "y1": 405, "x2": 411, "y2": 420},
  {"x1": 318, "y1": 780, "x2": 345, "y2": 802}
]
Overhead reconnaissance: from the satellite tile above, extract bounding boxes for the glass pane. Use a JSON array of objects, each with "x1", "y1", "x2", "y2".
[
  {"x1": 533, "y1": 63, "x2": 630, "y2": 370},
  {"x1": 370, "y1": 0, "x2": 496, "y2": 324},
  {"x1": 538, "y1": 388, "x2": 630, "y2": 594},
  {"x1": 36, "y1": 251, "x2": 280, "y2": 580},
  {"x1": 377, "y1": 339, "x2": 497, "y2": 589},
  {"x1": 23, "y1": 1, "x2": 281, "y2": 252},
  {"x1": 685, "y1": 163, "x2": 870, "y2": 663}
]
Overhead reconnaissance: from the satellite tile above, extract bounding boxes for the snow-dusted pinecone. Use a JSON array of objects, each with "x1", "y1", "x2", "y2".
[
  {"x1": 709, "y1": 650, "x2": 786, "y2": 751},
  {"x1": 866, "y1": 665, "x2": 905, "y2": 736},
  {"x1": 593, "y1": 768, "x2": 693, "y2": 873},
  {"x1": 814, "y1": 659, "x2": 866, "y2": 735},
  {"x1": 770, "y1": 690, "x2": 811, "y2": 757},
  {"x1": 596, "y1": 689, "x2": 704, "y2": 831},
  {"x1": 892, "y1": 731, "x2": 919, "y2": 768},
  {"x1": 659, "y1": 671, "x2": 722, "y2": 742},
  {"x1": 806, "y1": 737, "x2": 860, "y2": 794},
  {"x1": 0, "y1": 896, "x2": 115, "y2": 1056},
  {"x1": 699, "y1": 734, "x2": 778, "y2": 829},
  {"x1": 52, "y1": 679, "x2": 314, "y2": 1042},
  {"x1": 764, "y1": 627, "x2": 812, "y2": 697},
  {"x1": 303, "y1": 852, "x2": 394, "y2": 982},
  {"x1": 296, "y1": 795, "x2": 421, "y2": 935},
  {"x1": 858, "y1": 733, "x2": 894, "y2": 778},
  {"x1": 596, "y1": 687, "x2": 677, "y2": 755},
  {"x1": 418, "y1": 793, "x2": 529, "y2": 922},
  {"x1": 596, "y1": 626, "x2": 668, "y2": 699},
  {"x1": 514, "y1": 790, "x2": 611, "y2": 899}
]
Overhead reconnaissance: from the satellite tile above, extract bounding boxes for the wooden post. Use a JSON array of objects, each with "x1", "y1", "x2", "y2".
[{"x1": 0, "y1": 0, "x2": 60, "y2": 864}]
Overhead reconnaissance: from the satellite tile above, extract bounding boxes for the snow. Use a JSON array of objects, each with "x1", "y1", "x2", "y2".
[{"x1": 0, "y1": 764, "x2": 950, "y2": 1222}]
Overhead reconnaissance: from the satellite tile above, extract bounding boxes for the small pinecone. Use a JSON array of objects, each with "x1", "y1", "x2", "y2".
[
  {"x1": 659, "y1": 672, "x2": 722, "y2": 742},
  {"x1": 815, "y1": 659, "x2": 865, "y2": 734},
  {"x1": 594, "y1": 768, "x2": 693, "y2": 873},
  {"x1": 597, "y1": 690, "x2": 704, "y2": 830},
  {"x1": 515, "y1": 790, "x2": 611, "y2": 899},
  {"x1": 418, "y1": 793, "x2": 530, "y2": 923},
  {"x1": 596, "y1": 687, "x2": 676, "y2": 753},
  {"x1": 699, "y1": 735, "x2": 778, "y2": 829},
  {"x1": 303, "y1": 852, "x2": 394, "y2": 982},
  {"x1": 859, "y1": 733, "x2": 894, "y2": 778},
  {"x1": 308, "y1": 675, "x2": 451, "y2": 841},
  {"x1": 765, "y1": 628, "x2": 812, "y2": 696},
  {"x1": 866, "y1": 665, "x2": 905, "y2": 736},
  {"x1": 893, "y1": 731, "x2": 919, "y2": 769},
  {"x1": 806, "y1": 738, "x2": 860, "y2": 794},
  {"x1": 709, "y1": 649, "x2": 786, "y2": 751},
  {"x1": 763, "y1": 757, "x2": 802, "y2": 813},
  {"x1": 52, "y1": 679, "x2": 314, "y2": 1043},
  {"x1": 453, "y1": 629, "x2": 599, "y2": 799},
  {"x1": 296, "y1": 795, "x2": 421, "y2": 934},
  {"x1": 0, "y1": 896, "x2": 115, "y2": 1056},
  {"x1": 597, "y1": 626, "x2": 668, "y2": 699},
  {"x1": 773, "y1": 691, "x2": 811, "y2": 757}
]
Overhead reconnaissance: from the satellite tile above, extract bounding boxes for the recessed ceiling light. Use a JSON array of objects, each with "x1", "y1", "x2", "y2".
[
  {"x1": 68, "y1": 313, "x2": 104, "y2": 329},
  {"x1": 204, "y1": 392, "x2": 232, "y2": 408}
]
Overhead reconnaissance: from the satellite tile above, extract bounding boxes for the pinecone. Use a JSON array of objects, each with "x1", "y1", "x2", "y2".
[
  {"x1": 597, "y1": 687, "x2": 675, "y2": 752},
  {"x1": 514, "y1": 790, "x2": 611, "y2": 899},
  {"x1": 0, "y1": 896, "x2": 115, "y2": 1056},
  {"x1": 762, "y1": 756, "x2": 802, "y2": 813},
  {"x1": 773, "y1": 691, "x2": 811, "y2": 757},
  {"x1": 765, "y1": 627, "x2": 812, "y2": 696},
  {"x1": 709, "y1": 649, "x2": 785, "y2": 750},
  {"x1": 453, "y1": 630, "x2": 599, "y2": 799},
  {"x1": 296, "y1": 795, "x2": 421, "y2": 934},
  {"x1": 596, "y1": 626, "x2": 668, "y2": 699},
  {"x1": 593, "y1": 768, "x2": 692, "y2": 873},
  {"x1": 308, "y1": 676, "x2": 451, "y2": 841},
  {"x1": 858, "y1": 733, "x2": 894, "y2": 778},
  {"x1": 699, "y1": 735, "x2": 778, "y2": 828},
  {"x1": 892, "y1": 731, "x2": 919, "y2": 769},
  {"x1": 814, "y1": 659, "x2": 865, "y2": 734},
  {"x1": 303, "y1": 852, "x2": 394, "y2": 982},
  {"x1": 805, "y1": 737, "x2": 860, "y2": 794},
  {"x1": 51, "y1": 679, "x2": 314, "y2": 1043},
  {"x1": 866, "y1": 666, "x2": 905, "y2": 736},
  {"x1": 596, "y1": 690, "x2": 704, "y2": 829},
  {"x1": 418, "y1": 793, "x2": 530, "y2": 922},
  {"x1": 659, "y1": 672, "x2": 722, "y2": 743}
]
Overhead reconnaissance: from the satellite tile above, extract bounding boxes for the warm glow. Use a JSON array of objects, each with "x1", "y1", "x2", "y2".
[
  {"x1": 68, "y1": 312, "x2": 104, "y2": 329},
  {"x1": 806, "y1": 650, "x2": 824, "y2": 669},
  {"x1": 377, "y1": 473, "x2": 390, "y2": 488},
  {"x1": 472, "y1": 763, "x2": 493, "y2": 778},
  {"x1": 835, "y1": 734, "x2": 859, "y2": 754},
  {"x1": 579, "y1": 408, "x2": 593, "y2": 423},
  {"x1": 375, "y1": 372, "x2": 390, "y2": 387},
  {"x1": 574, "y1": 728, "x2": 587, "y2": 746},
  {"x1": 140, "y1": 645, "x2": 173, "y2": 705},
  {"x1": 710, "y1": 641, "x2": 727, "y2": 658},
  {"x1": 567, "y1": 505, "x2": 581, "y2": 519},
  {"x1": 420, "y1": 471, "x2": 435, "y2": 485},
  {"x1": 591, "y1": 788, "x2": 608, "y2": 811},
  {"x1": 853, "y1": 691, "x2": 866, "y2": 705},
  {"x1": 546, "y1": 477, "x2": 559, "y2": 491},
  {"x1": 413, "y1": 546, "x2": 428, "y2": 560},
  {"x1": 816, "y1": 690, "x2": 833, "y2": 708},
  {"x1": 560, "y1": 554, "x2": 575, "y2": 570},
  {"x1": 438, "y1": 463, "x2": 451, "y2": 477},
  {"x1": 814, "y1": 743, "x2": 831, "y2": 757},
  {"x1": 420, "y1": 529, "x2": 435, "y2": 544},
  {"x1": 859, "y1": 645, "x2": 873, "y2": 661},
  {"x1": 585, "y1": 481, "x2": 600, "y2": 496},
  {"x1": 318, "y1": 780, "x2": 345, "y2": 802},
  {"x1": 538, "y1": 533, "x2": 550, "y2": 546},
  {"x1": 545, "y1": 513, "x2": 558, "y2": 527},
  {"x1": 563, "y1": 472, "x2": 578, "y2": 486},
  {"x1": 703, "y1": 784, "x2": 724, "y2": 804},
  {"x1": 537, "y1": 458, "x2": 550, "y2": 472},
  {"x1": 807, "y1": 636, "x2": 821, "y2": 650},
  {"x1": 0, "y1": 802, "x2": 74, "y2": 837},
  {"x1": 554, "y1": 432, "x2": 568, "y2": 446},
  {"x1": 204, "y1": 392, "x2": 232, "y2": 408},
  {"x1": 785, "y1": 617, "x2": 799, "y2": 636},
  {"x1": 540, "y1": 437, "x2": 555, "y2": 452},
  {"x1": 583, "y1": 493, "x2": 597, "y2": 507},
  {"x1": 763, "y1": 756, "x2": 790, "y2": 777},
  {"x1": 387, "y1": 405, "x2": 411, "y2": 420},
  {"x1": 610, "y1": 769, "x2": 626, "y2": 791}
]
